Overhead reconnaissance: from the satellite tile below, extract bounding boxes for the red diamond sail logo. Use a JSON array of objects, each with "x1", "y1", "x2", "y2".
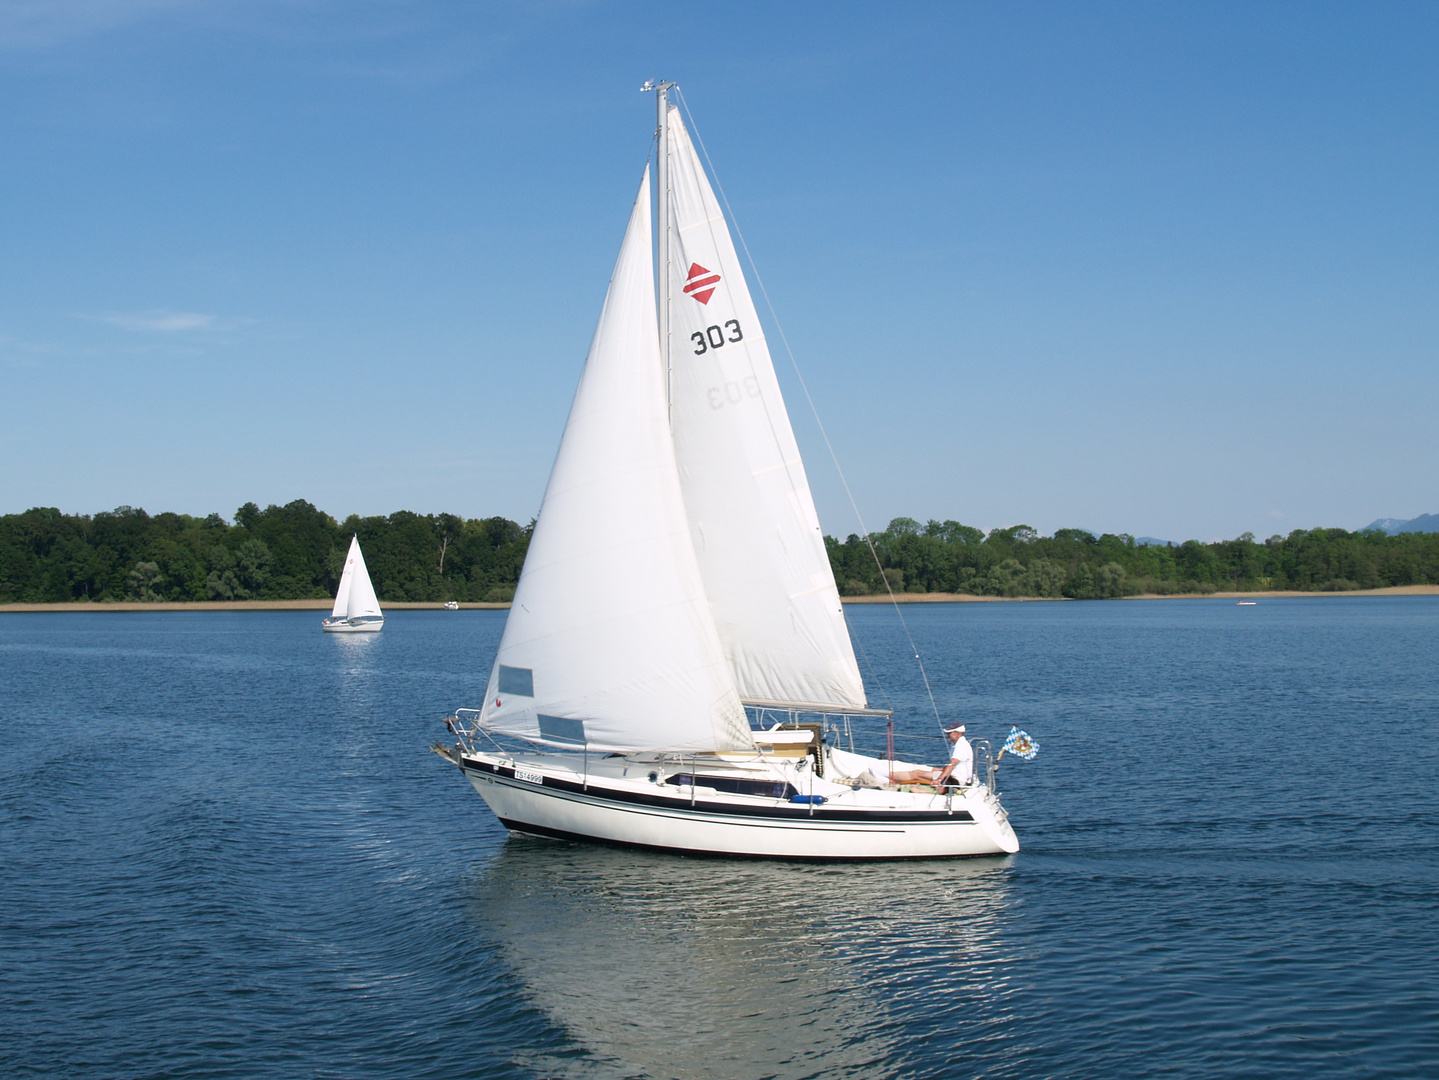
[{"x1": 682, "y1": 262, "x2": 721, "y2": 305}]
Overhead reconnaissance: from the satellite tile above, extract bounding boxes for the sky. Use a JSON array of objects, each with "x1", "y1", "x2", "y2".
[{"x1": 1, "y1": 1, "x2": 1435, "y2": 543}]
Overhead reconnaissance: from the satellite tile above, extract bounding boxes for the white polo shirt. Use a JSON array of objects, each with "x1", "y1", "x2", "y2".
[{"x1": 948, "y1": 734, "x2": 974, "y2": 784}]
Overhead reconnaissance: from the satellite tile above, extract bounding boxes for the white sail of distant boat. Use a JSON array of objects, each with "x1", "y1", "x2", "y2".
[
  {"x1": 323, "y1": 535, "x2": 384, "y2": 633},
  {"x1": 434, "y1": 84, "x2": 1018, "y2": 859}
]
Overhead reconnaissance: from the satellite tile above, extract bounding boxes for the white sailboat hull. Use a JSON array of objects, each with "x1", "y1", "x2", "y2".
[
  {"x1": 455, "y1": 751, "x2": 1017, "y2": 860},
  {"x1": 322, "y1": 616, "x2": 385, "y2": 633}
]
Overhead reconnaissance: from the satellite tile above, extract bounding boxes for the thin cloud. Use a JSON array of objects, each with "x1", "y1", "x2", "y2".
[
  {"x1": 0, "y1": 0, "x2": 198, "y2": 48},
  {"x1": 97, "y1": 310, "x2": 217, "y2": 332},
  {"x1": 0, "y1": 333, "x2": 65, "y2": 368}
]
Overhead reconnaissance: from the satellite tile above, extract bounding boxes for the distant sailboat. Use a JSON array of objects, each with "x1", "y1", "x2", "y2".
[
  {"x1": 323, "y1": 535, "x2": 384, "y2": 633},
  {"x1": 433, "y1": 85, "x2": 1017, "y2": 858}
]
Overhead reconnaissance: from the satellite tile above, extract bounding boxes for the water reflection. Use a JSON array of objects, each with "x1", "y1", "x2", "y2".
[
  {"x1": 327, "y1": 630, "x2": 380, "y2": 653},
  {"x1": 326, "y1": 630, "x2": 382, "y2": 688},
  {"x1": 465, "y1": 838, "x2": 1014, "y2": 1080}
]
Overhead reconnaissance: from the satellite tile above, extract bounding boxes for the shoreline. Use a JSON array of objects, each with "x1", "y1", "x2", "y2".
[
  {"x1": 845, "y1": 585, "x2": 1439, "y2": 602},
  {"x1": 2, "y1": 585, "x2": 1436, "y2": 613}
]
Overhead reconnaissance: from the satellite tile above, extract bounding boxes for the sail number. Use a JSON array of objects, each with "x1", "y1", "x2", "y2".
[
  {"x1": 708, "y1": 376, "x2": 761, "y2": 410},
  {"x1": 514, "y1": 768, "x2": 543, "y2": 785},
  {"x1": 692, "y1": 320, "x2": 743, "y2": 355}
]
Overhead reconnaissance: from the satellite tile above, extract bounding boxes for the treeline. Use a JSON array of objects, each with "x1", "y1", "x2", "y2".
[
  {"x1": 3, "y1": 504, "x2": 1438, "y2": 604},
  {"x1": 0, "y1": 502, "x2": 528, "y2": 603},
  {"x1": 829, "y1": 519, "x2": 1439, "y2": 598}
]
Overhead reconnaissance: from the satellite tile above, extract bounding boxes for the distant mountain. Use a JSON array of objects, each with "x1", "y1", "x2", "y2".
[
  {"x1": 1400, "y1": 513, "x2": 1439, "y2": 534},
  {"x1": 1135, "y1": 536, "x2": 1174, "y2": 547},
  {"x1": 1363, "y1": 514, "x2": 1439, "y2": 535},
  {"x1": 1363, "y1": 518, "x2": 1409, "y2": 534}
]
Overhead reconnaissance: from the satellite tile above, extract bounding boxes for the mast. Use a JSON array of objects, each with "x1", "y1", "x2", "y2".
[{"x1": 643, "y1": 79, "x2": 676, "y2": 415}]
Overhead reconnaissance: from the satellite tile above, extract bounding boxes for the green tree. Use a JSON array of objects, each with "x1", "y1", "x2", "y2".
[{"x1": 126, "y1": 561, "x2": 166, "y2": 601}]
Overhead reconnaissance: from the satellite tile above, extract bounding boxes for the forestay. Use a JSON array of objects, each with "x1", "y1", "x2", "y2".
[
  {"x1": 663, "y1": 105, "x2": 868, "y2": 712},
  {"x1": 480, "y1": 168, "x2": 752, "y2": 754}
]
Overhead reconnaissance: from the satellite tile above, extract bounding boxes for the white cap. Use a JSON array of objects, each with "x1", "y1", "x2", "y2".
[{"x1": 946, "y1": 723, "x2": 966, "y2": 733}]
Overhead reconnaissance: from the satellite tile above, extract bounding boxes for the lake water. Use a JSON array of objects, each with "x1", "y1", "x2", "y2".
[{"x1": 2, "y1": 598, "x2": 1437, "y2": 1079}]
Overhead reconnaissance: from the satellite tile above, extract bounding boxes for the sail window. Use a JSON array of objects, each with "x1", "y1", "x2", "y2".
[
  {"x1": 538, "y1": 715, "x2": 586, "y2": 745},
  {"x1": 498, "y1": 665, "x2": 534, "y2": 696}
]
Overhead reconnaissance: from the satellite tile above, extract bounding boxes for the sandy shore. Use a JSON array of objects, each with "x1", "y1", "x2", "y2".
[
  {"x1": 843, "y1": 593, "x2": 1030, "y2": 603},
  {"x1": 1128, "y1": 585, "x2": 1439, "y2": 599},
  {"x1": 846, "y1": 586, "x2": 1439, "y2": 602},
  {"x1": 3, "y1": 586, "x2": 1435, "y2": 613}
]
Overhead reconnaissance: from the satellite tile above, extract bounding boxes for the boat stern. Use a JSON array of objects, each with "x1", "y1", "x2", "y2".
[{"x1": 958, "y1": 784, "x2": 1019, "y2": 854}]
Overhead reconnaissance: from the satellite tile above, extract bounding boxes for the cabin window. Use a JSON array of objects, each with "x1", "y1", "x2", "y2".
[{"x1": 666, "y1": 774, "x2": 795, "y2": 799}]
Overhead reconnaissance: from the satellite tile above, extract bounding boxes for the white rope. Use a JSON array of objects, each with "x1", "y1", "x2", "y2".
[{"x1": 673, "y1": 88, "x2": 945, "y2": 734}]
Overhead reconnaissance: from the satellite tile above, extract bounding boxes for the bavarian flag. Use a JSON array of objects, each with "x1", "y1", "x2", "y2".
[{"x1": 1002, "y1": 727, "x2": 1039, "y2": 760}]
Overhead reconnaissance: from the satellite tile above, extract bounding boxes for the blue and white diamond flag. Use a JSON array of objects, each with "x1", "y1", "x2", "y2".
[{"x1": 1001, "y1": 727, "x2": 1039, "y2": 760}]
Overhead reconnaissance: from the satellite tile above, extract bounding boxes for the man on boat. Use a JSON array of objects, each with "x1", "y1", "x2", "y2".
[
  {"x1": 880, "y1": 724, "x2": 973, "y2": 788},
  {"x1": 934, "y1": 724, "x2": 973, "y2": 788}
]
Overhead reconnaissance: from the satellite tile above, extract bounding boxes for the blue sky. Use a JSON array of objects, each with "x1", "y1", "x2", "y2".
[{"x1": 2, "y1": 1, "x2": 1434, "y2": 542}]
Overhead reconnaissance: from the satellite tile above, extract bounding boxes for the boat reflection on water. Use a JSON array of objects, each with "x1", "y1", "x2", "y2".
[
  {"x1": 465, "y1": 839, "x2": 1015, "y2": 1080},
  {"x1": 329, "y1": 631, "x2": 381, "y2": 690}
]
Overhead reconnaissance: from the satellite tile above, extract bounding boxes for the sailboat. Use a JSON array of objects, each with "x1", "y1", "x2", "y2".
[
  {"x1": 322, "y1": 535, "x2": 385, "y2": 633},
  {"x1": 434, "y1": 85, "x2": 1017, "y2": 858}
]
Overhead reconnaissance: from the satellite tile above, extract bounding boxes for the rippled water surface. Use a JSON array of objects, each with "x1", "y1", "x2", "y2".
[{"x1": 3, "y1": 599, "x2": 1437, "y2": 1078}]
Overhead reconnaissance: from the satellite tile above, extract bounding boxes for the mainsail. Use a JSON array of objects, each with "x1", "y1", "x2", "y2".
[
  {"x1": 480, "y1": 168, "x2": 751, "y2": 754},
  {"x1": 662, "y1": 105, "x2": 868, "y2": 712},
  {"x1": 331, "y1": 536, "x2": 358, "y2": 619}
]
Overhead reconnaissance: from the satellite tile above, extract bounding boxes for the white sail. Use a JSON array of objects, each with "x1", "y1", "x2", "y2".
[
  {"x1": 332, "y1": 535, "x2": 359, "y2": 618},
  {"x1": 480, "y1": 168, "x2": 751, "y2": 755},
  {"x1": 344, "y1": 538, "x2": 383, "y2": 620},
  {"x1": 662, "y1": 105, "x2": 867, "y2": 711}
]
